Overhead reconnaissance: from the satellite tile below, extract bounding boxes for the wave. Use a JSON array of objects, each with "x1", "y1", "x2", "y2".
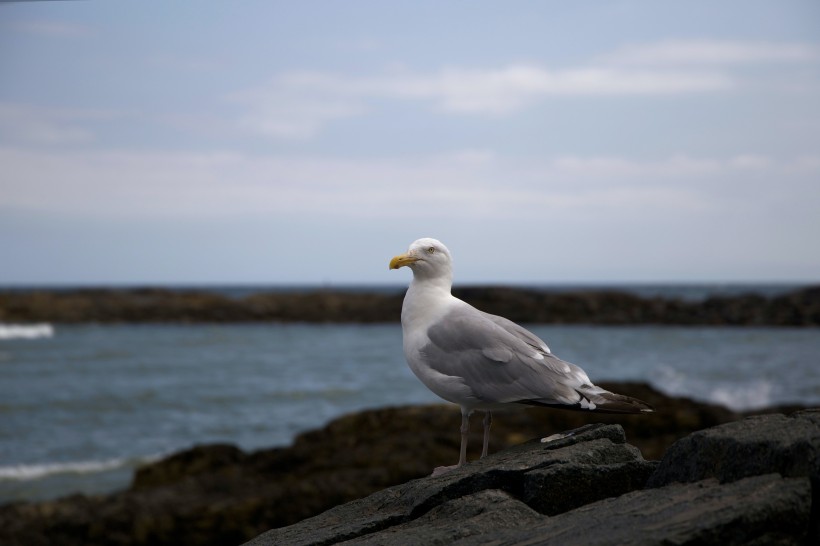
[
  {"x1": 707, "y1": 381, "x2": 774, "y2": 411},
  {"x1": 0, "y1": 323, "x2": 54, "y2": 340},
  {"x1": 0, "y1": 454, "x2": 162, "y2": 481},
  {"x1": 650, "y1": 365, "x2": 774, "y2": 411}
]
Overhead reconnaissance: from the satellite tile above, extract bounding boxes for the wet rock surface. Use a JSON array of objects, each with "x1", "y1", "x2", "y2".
[
  {"x1": 246, "y1": 424, "x2": 656, "y2": 546},
  {"x1": 445, "y1": 474, "x2": 811, "y2": 546},
  {"x1": 647, "y1": 409, "x2": 820, "y2": 543},
  {"x1": 1, "y1": 285, "x2": 818, "y2": 325},
  {"x1": 248, "y1": 412, "x2": 818, "y2": 546},
  {"x1": 0, "y1": 384, "x2": 816, "y2": 546},
  {"x1": 647, "y1": 409, "x2": 820, "y2": 487}
]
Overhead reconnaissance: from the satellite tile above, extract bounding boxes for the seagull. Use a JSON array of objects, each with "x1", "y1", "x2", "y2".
[{"x1": 390, "y1": 237, "x2": 654, "y2": 475}]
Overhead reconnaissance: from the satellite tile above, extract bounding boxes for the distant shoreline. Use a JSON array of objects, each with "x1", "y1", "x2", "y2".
[
  {"x1": 1, "y1": 284, "x2": 817, "y2": 326},
  {"x1": 0, "y1": 281, "x2": 809, "y2": 298}
]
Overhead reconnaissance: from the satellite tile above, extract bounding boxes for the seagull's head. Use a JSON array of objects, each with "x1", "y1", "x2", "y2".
[{"x1": 389, "y1": 238, "x2": 453, "y2": 281}]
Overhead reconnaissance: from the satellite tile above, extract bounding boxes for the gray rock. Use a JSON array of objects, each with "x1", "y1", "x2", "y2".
[
  {"x1": 244, "y1": 424, "x2": 656, "y2": 546},
  {"x1": 450, "y1": 474, "x2": 811, "y2": 546},
  {"x1": 6, "y1": 408, "x2": 815, "y2": 546},
  {"x1": 246, "y1": 413, "x2": 820, "y2": 546},
  {"x1": 0, "y1": 387, "x2": 758, "y2": 546},
  {"x1": 646, "y1": 410, "x2": 820, "y2": 543},
  {"x1": 338, "y1": 489, "x2": 543, "y2": 545},
  {"x1": 647, "y1": 410, "x2": 820, "y2": 486}
]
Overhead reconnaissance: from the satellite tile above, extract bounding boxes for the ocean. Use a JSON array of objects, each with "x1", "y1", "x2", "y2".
[{"x1": 1, "y1": 284, "x2": 819, "y2": 504}]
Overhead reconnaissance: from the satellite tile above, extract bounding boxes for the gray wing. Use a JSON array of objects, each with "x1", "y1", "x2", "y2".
[
  {"x1": 422, "y1": 304, "x2": 593, "y2": 407},
  {"x1": 423, "y1": 304, "x2": 654, "y2": 413}
]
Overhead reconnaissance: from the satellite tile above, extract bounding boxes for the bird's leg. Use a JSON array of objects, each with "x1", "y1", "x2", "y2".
[
  {"x1": 481, "y1": 411, "x2": 492, "y2": 458},
  {"x1": 431, "y1": 409, "x2": 472, "y2": 477},
  {"x1": 458, "y1": 409, "x2": 471, "y2": 466}
]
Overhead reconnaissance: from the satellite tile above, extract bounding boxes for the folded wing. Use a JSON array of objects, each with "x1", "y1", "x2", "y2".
[{"x1": 422, "y1": 304, "x2": 653, "y2": 413}]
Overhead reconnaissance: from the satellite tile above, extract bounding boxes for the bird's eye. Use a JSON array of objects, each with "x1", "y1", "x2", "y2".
[{"x1": 427, "y1": 247, "x2": 436, "y2": 254}]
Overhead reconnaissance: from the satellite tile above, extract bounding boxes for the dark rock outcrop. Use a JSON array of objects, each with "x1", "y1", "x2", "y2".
[
  {"x1": 443, "y1": 475, "x2": 810, "y2": 546},
  {"x1": 1, "y1": 285, "x2": 818, "y2": 325},
  {"x1": 343, "y1": 489, "x2": 544, "y2": 546},
  {"x1": 647, "y1": 409, "x2": 820, "y2": 487},
  {"x1": 247, "y1": 412, "x2": 818, "y2": 546},
  {"x1": 647, "y1": 409, "x2": 820, "y2": 542},
  {"x1": 133, "y1": 444, "x2": 246, "y2": 490},
  {"x1": 245, "y1": 424, "x2": 656, "y2": 546},
  {"x1": 0, "y1": 384, "x2": 814, "y2": 546}
]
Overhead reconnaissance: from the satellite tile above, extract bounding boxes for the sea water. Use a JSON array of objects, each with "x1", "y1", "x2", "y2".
[{"x1": 1, "y1": 319, "x2": 819, "y2": 503}]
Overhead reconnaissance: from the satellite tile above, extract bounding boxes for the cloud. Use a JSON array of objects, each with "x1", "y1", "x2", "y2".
[
  {"x1": 232, "y1": 39, "x2": 820, "y2": 139},
  {"x1": 544, "y1": 154, "x2": 775, "y2": 179},
  {"x1": 0, "y1": 104, "x2": 105, "y2": 145},
  {"x1": 231, "y1": 88, "x2": 364, "y2": 139},
  {"x1": 1, "y1": 147, "x2": 816, "y2": 221},
  {"x1": 369, "y1": 65, "x2": 730, "y2": 113},
  {"x1": 787, "y1": 155, "x2": 820, "y2": 174},
  {"x1": 234, "y1": 63, "x2": 731, "y2": 137},
  {"x1": 228, "y1": 38, "x2": 820, "y2": 139},
  {"x1": 603, "y1": 40, "x2": 820, "y2": 66},
  {"x1": 12, "y1": 20, "x2": 91, "y2": 38}
]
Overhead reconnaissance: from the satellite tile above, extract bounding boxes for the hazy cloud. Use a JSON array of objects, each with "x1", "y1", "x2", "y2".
[
  {"x1": 235, "y1": 64, "x2": 731, "y2": 138},
  {"x1": 12, "y1": 20, "x2": 92, "y2": 38},
  {"x1": 604, "y1": 40, "x2": 820, "y2": 65},
  {"x1": 228, "y1": 38, "x2": 820, "y2": 139},
  {"x1": 229, "y1": 38, "x2": 820, "y2": 140},
  {"x1": 2, "y1": 147, "x2": 815, "y2": 220},
  {"x1": 233, "y1": 92, "x2": 365, "y2": 139},
  {"x1": 0, "y1": 103, "x2": 115, "y2": 145},
  {"x1": 366, "y1": 65, "x2": 730, "y2": 112}
]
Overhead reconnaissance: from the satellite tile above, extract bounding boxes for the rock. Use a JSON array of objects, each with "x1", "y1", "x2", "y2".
[
  {"x1": 647, "y1": 410, "x2": 820, "y2": 487},
  {"x1": 246, "y1": 416, "x2": 816, "y2": 546},
  {"x1": 337, "y1": 489, "x2": 543, "y2": 546},
  {"x1": 244, "y1": 424, "x2": 656, "y2": 546},
  {"x1": 0, "y1": 389, "x2": 813, "y2": 546},
  {"x1": 132, "y1": 444, "x2": 246, "y2": 489},
  {"x1": 1, "y1": 285, "x2": 818, "y2": 325},
  {"x1": 245, "y1": 413, "x2": 818, "y2": 546},
  {"x1": 647, "y1": 409, "x2": 820, "y2": 543},
  {"x1": 442, "y1": 475, "x2": 810, "y2": 546}
]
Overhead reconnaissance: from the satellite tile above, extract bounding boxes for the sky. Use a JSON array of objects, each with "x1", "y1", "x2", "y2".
[{"x1": 1, "y1": 1, "x2": 819, "y2": 286}]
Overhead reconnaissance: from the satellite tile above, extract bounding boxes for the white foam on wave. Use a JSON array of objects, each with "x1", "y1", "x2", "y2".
[
  {"x1": 0, "y1": 323, "x2": 54, "y2": 340},
  {"x1": 0, "y1": 454, "x2": 162, "y2": 481},
  {"x1": 650, "y1": 365, "x2": 775, "y2": 411},
  {"x1": 709, "y1": 381, "x2": 773, "y2": 411},
  {"x1": 649, "y1": 365, "x2": 688, "y2": 396}
]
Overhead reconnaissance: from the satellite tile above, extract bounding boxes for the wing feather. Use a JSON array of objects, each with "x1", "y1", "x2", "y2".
[
  {"x1": 420, "y1": 303, "x2": 653, "y2": 413},
  {"x1": 423, "y1": 305, "x2": 589, "y2": 407}
]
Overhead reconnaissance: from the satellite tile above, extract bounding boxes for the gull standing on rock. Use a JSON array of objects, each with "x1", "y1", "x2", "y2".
[{"x1": 390, "y1": 237, "x2": 654, "y2": 476}]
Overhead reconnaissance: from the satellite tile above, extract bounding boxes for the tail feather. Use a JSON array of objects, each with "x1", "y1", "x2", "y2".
[
  {"x1": 521, "y1": 387, "x2": 654, "y2": 414},
  {"x1": 592, "y1": 391, "x2": 654, "y2": 413}
]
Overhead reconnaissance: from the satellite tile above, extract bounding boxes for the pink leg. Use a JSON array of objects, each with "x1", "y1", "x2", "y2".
[
  {"x1": 458, "y1": 409, "x2": 471, "y2": 466},
  {"x1": 481, "y1": 411, "x2": 492, "y2": 458},
  {"x1": 431, "y1": 409, "x2": 472, "y2": 477}
]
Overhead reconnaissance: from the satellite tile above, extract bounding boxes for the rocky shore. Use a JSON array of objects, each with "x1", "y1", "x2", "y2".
[
  {"x1": 249, "y1": 414, "x2": 818, "y2": 546},
  {"x1": 253, "y1": 410, "x2": 820, "y2": 546},
  {"x1": 0, "y1": 382, "x2": 815, "y2": 546},
  {"x1": 1, "y1": 285, "x2": 819, "y2": 325}
]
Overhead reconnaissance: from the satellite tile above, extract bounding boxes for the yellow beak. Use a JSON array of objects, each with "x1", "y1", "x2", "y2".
[{"x1": 389, "y1": 252, "x2": 419, "y2": 270}]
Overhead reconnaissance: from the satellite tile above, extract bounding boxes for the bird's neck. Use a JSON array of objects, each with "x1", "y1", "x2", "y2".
[
  {"x1": 402, "y1": 275, "x2": 453, "y2": 327},
  {"x1": 409, "y1": 273, "x2": 452, "y2": 296}
]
